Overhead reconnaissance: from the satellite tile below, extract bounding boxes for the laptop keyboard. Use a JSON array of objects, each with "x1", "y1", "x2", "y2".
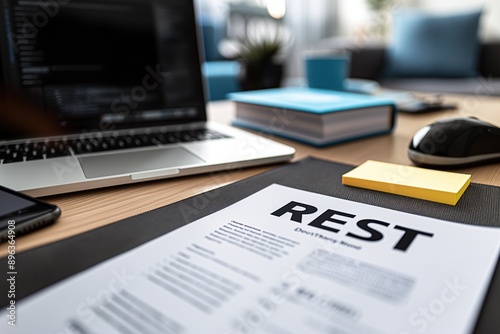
[{"x1": 0, "y1": 128, "x2": 231, "y2": 164}]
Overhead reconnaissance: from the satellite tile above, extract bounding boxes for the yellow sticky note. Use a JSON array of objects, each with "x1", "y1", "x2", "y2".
[{"x1": 342, "y1": 160, "x2": 471, "y2": 205}]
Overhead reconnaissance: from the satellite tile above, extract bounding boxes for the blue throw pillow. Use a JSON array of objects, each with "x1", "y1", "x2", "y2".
[{"x1": 386, "y1": 10, "x2": 482, "y2": 78}]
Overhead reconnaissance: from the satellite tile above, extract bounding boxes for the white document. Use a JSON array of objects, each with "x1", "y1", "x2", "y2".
[{"x1": 3, "y1": 184, "x2": 500, "y2": 334}]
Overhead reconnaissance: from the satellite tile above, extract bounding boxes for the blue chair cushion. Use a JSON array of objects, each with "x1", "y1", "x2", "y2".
[
  {"x1": 386, "y1": 10, "x2": 482, "y2": 78},
  {"x1": 200, "y1": 16, "x2": 225, "y2": 62},
  {"x1": 202, "y1": 61, "x2": 241, "y2": 101}
]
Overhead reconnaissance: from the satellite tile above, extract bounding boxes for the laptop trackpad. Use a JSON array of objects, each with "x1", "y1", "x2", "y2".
[{"x1": 79, "y1": 147, "x2": 204, "y2": 179}]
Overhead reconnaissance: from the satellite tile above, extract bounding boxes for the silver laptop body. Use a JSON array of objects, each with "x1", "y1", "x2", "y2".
[{"x1": 0, "y1": 0, "x2": 294, "y2": 197}]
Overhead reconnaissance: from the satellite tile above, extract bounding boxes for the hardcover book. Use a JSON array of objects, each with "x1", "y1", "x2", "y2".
[{"x1": 229, "y1": 87, "x2": 397, "y2": 146}]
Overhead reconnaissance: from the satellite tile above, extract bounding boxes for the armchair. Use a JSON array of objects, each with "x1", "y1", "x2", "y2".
[{"x1": 341, "y1": 41, "x2": 500, "y2": 96}]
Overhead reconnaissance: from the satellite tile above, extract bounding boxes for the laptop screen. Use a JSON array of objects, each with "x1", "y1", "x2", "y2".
[{"x1": 0, "y1": 0, "x2": 207, "y2": 140}]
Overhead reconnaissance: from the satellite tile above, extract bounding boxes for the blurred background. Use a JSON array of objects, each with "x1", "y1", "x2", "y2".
[{"x1": 197, "y1": 0, "x2": 500, "y2": 100}]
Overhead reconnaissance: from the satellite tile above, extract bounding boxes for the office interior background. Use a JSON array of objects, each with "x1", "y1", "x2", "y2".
[{"x1": 197, "y1": 0, "x2": 500, "y2": 82}]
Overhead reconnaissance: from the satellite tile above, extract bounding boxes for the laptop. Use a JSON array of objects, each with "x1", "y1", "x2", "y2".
[{"x1": 0, "y1": 0, "x2": 294, "y2": 197}]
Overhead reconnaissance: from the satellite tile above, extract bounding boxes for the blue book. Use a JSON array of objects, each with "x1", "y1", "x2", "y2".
[{"x1": 228, "y1": 87, "x2": 397, "y2": 146}]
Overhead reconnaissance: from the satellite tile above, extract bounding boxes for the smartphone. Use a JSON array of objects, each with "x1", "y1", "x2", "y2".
[
  {"x1": 398, "y1": 100, "x2": 457, "y2": 113},
  {"x1": 0, "y1": 185, "x2": 61, "y2": 241}
]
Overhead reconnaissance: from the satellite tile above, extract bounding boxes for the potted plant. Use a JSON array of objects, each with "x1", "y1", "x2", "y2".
[
  {"x1": 366, "y1": 0, "x2": 394, "y2": 11},
  {"x1": 219, "y1": 19, "x2": 291, "y2": 91},
  {"x1": 365, "y1": 0, "x2": 395, "y2": 39}
]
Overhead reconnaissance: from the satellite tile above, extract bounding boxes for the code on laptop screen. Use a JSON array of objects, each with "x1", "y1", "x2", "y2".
[{"x1": 0, "y1": 0, "x2": 206, "y2": 139}]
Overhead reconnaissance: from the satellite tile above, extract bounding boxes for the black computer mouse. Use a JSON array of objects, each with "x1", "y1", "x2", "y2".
[{"x1": 408, "y1": 117, "x2": 500, "y2": 167}]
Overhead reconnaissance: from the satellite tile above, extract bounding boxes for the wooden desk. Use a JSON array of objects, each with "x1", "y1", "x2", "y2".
[{"x1": 3, "y1": 94, "x2": 500, "y2": 256}]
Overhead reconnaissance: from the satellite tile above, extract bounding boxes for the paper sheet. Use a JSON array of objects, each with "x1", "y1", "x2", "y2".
[{"x1": 3, "y1": 184, "x2": 500, "y2": 334}]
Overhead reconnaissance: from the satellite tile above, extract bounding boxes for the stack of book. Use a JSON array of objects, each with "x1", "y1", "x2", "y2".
[{"x1": 229, "y1": 87, "x2": 397, "y2": 146}]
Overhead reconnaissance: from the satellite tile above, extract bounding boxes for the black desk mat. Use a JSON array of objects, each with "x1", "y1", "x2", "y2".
[{"x1": 1, "y1": 157, "x2": 499, "y2": 333}]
